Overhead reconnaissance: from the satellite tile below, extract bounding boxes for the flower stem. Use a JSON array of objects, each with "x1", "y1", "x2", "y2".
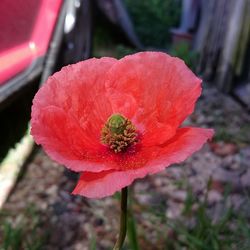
[{"x1": 113, "y1": 187, "x2": 128, "y2": 250}]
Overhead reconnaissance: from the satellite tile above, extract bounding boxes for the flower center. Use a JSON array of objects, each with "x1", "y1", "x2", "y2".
[{"x1": 101, "y1": 114, "x2": 138, "y2": 153}]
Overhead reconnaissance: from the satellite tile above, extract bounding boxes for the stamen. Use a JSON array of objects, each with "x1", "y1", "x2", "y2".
[{"x1": 101, "y1": 114, "x2": 138, "y2": 153}]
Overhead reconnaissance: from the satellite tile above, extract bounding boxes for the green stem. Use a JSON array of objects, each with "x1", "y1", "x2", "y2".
[{"x1": 113, "y1": 187, "x2": 128, "y2": 250}]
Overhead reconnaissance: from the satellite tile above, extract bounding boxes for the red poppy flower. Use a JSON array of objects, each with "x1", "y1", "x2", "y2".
[{"x1": 31, "y1": 52, "x2": 214, "y2": 198}]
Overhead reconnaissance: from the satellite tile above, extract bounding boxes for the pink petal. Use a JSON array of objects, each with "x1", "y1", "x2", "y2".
[
  {"x1": 104, "y1": 52, "x2": 202, "y2": 146},
  {"x1": 31, "y1": 57, "x2": 117, "y2": 172}
]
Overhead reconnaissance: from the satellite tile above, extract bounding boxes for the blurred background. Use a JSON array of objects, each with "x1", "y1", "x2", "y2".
[{"x1": 0, "y1": 0, "x2": 250, "y2": 249}]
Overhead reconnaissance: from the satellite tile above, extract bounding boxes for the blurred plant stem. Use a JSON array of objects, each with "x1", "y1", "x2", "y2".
[
  {"x1": 127, "y1": 187, "x2": 139, "y2": 250},
  {"x1": 113, "y1": 187, "x2": 128, "y2": 250}
]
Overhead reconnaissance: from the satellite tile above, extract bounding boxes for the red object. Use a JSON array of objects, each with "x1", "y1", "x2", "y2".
[
  {"x1": 0, "y1": 0, "x2": 62, "y2": 85},
  {"x1": 31, "y1": 52, "x2": 214, "y2": 198}
]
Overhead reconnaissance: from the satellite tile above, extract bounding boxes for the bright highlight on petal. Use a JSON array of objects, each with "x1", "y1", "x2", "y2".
[{"x1": 31, "y1": 52, "x2": 214, "y2": 198}]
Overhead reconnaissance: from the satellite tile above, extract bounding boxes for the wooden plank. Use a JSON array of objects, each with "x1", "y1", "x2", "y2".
[
  {"x1": 216, "y1": 0, "x2": 247, "y2": 92},
  {"x1": 0, "y1": 129, "x2": 34, "y2": 209}
]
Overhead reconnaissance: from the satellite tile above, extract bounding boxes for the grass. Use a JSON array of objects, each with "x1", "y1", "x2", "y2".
[
  {"x1": 166, "y1": 204, "x2": 250, "y2": 250},
  {"x1": 213, "y1": 128, "x2": 234, "y2": 143},
  {"x1": 1, "y1": 179, "x2": 250, "y2": 249},
  {"x1": 111, "y1": 176, "x2": 250, "y2": 250},
  {"x1": 213, "y1": 124, "x2": 250, "y2": 144},
  {"x1": 124, "y1": 179, "x2": 250, "y2": 250},
  {"x1": 0, "y1": 205, "x2": 46, "y2": 250}
]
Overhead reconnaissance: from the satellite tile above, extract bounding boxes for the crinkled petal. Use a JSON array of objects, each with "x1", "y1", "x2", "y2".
[
  {"x1": 31, "y1": 57, "x2": 118, "y2": 172},
  {"x1": 73, "y1": 127, "x2": 214, "y2": 198},
  {"x1": 105, "y1": 52, "x2": 202, "y2": 146},
  {"x1": 32, "y1": 106, "x2": 112, "y2": 172}
]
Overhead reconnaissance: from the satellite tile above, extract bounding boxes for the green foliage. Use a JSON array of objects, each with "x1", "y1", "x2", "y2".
[
  {"x1": 213, "y1": 128, "x2": 233, "y2": 142},
  {"x1": 93, "y1": 22, "x2": 138, "y2": 59},
  {"x1": 125, "y1": 0, "x2": 181, "y2": 48},
  {"x1": 166, "y1": 205, "x2": 249, "y2": 250},
  {"x1": 170, "y1": 42, "x2": 198, "y2": 71},
  {"x1": 0, "y1": 205, "x2": 45, "y2": 250},
  {"x1": 1, "y1": 222, "x2": 22, "y2": 250},
  {"x1": 127, "y1": 211, "x2": 139, "y2": 250},
  {"x1": 89, "y1": 234, "x2": 97, "y2": 250},
  {"x1": 128, "y1": 179, "x2": 250, "y2": 250},
  {"x1": 115, "y1": 45, "x2": 137, "y2": 59},
  {"x1": 214, "y1": 124, "x2": 250, "y2": 144},
  {"x1": 234, "y1": 124, "x2": 250, "y2": 144},
  {"x1": 127, "y1": 190, "x2": 140, "y2": 250},
  {"x1": 165, "y1": 183, "x2": 250, "y2": 250}
]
